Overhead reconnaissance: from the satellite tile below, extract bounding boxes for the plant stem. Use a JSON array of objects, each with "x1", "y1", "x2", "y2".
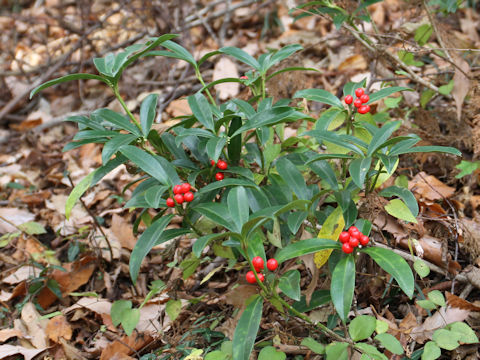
[
  {"x1": 195, "y1": 69, "x2": 217, "y2": 107},
  {"x1": 261, "y1": 74, "x2": 266, "y2": 99},
  {"x1": 369, "y1": 163, "x2": 384, "y2": 193},
  {"x1": 113, "y1": 85, "x2": 142, "y2": 131}
]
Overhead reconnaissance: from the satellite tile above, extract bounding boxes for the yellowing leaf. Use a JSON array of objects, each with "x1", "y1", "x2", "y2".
[{"x1": 314, "y1": 207, "x2": 344, "y2": 268}]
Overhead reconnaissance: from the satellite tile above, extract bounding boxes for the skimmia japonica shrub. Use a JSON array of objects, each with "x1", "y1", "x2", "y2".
[{"x1": 31, "y1": 34, "x2": 463, "y2": 359}]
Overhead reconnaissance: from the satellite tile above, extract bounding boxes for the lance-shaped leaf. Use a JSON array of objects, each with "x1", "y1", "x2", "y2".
[
  {"x1": 233, "y1": 295, "x2": 263, "y2": 360},
  {"x1": 331, "y1": 254, "x2": 355, "y2": 323},
  {"x1": 276, "y1": 239, "x2": 341, "y2": 264}
]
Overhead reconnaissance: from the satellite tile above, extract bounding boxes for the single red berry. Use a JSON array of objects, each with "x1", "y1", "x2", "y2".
[
  {"x1": 210, "y1": 160, "x2": 216, "y2": 166},
  {"x1": 354, "y1": 98, "x2": 362, "y2": 108},
  {"x1": 184, "y1": 191, "x2": 194, "y2": 202},
  {"x1": 349, "y1": 237, "x2": 359, "y2": 248},
  {"x1": 358, "y1": 105, "x2": 369, "y2": 114},
  {"x1": 267, "y1": 258, "x2": 278, "y2": 271},
  {"x1": 252, "y1": 256, "x2": 264, "y2": 271},
  {"x1": 365, "y1": 105, "x2": 371, "y2": 113},
  {"x1": 344, "y1": 95, "x2": 353, "y2": 105},
  {"x1": 246, "y1": 271, "x2": 256, "y2": 284},
  {"x1": 180, "y1": 183, "x2": 191, "y2": 193},
  {"x1": 359, "y1": 235, "x2": 369, "y2": 246},
  {"x1": 258, "y1": 273, "x2": 265, "y2": 282},
  {"x1": 174, "y1": 194, "x2": 184, "y2": 204},
  {"x1": 348, "y1": 226, "x2": 359, "y2": 235},
  {"x1": 217, "y1": 160, "x2": 228, "y2": 170},
  {"x1": 355, "y1": 88, "x2": 364, "y2": 97},
  {"x1": 339, "y1": 231, "x2": 350, "y2": 243},
  {"x1": 166, "y1": 197, "x2": 175, "y2": 208},
  {"x1": 360, "y1": 94, "x2": 370, "y2": 103},
  {"x1": 173, "y1": 185, "x2": 182, "y2": 195},
  {"x1": 240, "y1": 75, "x2": 248, "y2": 80},
  {"x1": 215, "y1": 172, "x2": 224, "y2": 181},
  {"x1": 342, "y1": 242, "x2": 354, "y2": 254},
  {"x1": 351, "y1": 230, "x2": 362, "y2": 239}
]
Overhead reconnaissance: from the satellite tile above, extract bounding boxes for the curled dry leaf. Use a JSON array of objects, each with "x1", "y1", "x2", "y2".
[
  {"x1": 21, "y1": 302, "x2": 48, "y2": 349},
  {"x1": 99, "y1": 333, "x2": 153, "y2": 360},
  {"x1": 409, "y1": 172, "x2": 455, "y2": 201},
  {"x1": 0, "y1": 328, "x2": 24, "y2": 342},
  {"x1": 46, "y1": 315, "x2": 73, "y2": 343},
  {"x1": 0, "y1": 344, "x2": 46, "y2": 360}
]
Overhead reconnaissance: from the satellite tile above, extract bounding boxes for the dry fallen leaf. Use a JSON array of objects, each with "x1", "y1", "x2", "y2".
[
  {"x1": 452, "y1": 56, "x2": 470, "y2": 121},
  {"x1": 21, "y1": 302, "x2": 48, "y2": 349},
  {"x1": 111, "y1": 214, "x2": 136, "y2": 250},
  {"x1": 409, "y1": 172, "x2": 456, "y2": 201},
  {"x1": 0, "y1": 207, "x2": 35, "y2": 233},
  {"x1": 0, "y1": 328, "x2": 23, "y2": 342},
  {"x1": 0, "y1": 344, "x2": 46, "y2": 360},
  {"x1": 46, "y1": 315, "x2": 73, "y2": 343},
  {"x1": 213, "y1": 57, "x2": 239, "y2": 100},
  {"x1": 100, "y1": 333, "x2": 153, "y2": 360}
]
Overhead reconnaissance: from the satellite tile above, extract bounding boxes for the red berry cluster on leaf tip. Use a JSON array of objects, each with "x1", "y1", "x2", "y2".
[
  {"x1": 339, "y1": 226, "x2": 370, "y2": 254},
  {"x1": 166, "y1": 182, "x2": 194, "y2": 207},
  {"x1": 344, "y1": 87, "x2": 371, "y2": 114},
  {"x1": 246, "y1": 256, "x2": 278, "y2": 284}
]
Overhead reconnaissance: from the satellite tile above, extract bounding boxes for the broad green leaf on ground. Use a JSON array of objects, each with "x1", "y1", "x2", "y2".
[
  {"x1": 301, "y1": 337, "x2": 325, "y2": 354},
  {"x1": 325, "y1": 342, "x2": 349, "y2": 360},
  {"x1": 374, "y1": 333, "x2": 404, "y2": 355},
  {"x1": 349, "y1": 315, "x2": 376, "y2": 341},
  {"x1": 385, "y1": 199, "x2": 418, "y2": 223},
  {"x1": 257, "y1": 346, "x2": 286, "y2": 360}
]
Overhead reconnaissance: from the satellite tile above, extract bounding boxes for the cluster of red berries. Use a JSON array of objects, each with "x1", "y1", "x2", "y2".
[
  {"x1": 210, "y1": 159, "x2": 228, "y2": 181},
  {"x1": 245, "y1": 256, "x2": 278, "y2": 284},
  {"x1": 339, "y1": 226, "x2": 370, "y2": 254},
  {"x1": 344, "y1": 88, "x2": 371, "y2": 114},
  {"x1": 166, "y1": 183, "x2": 195, "y2": 207}
]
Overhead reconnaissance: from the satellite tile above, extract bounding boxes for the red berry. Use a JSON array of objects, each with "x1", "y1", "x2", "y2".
[
  {"x1": 252, "y1": 256, "x2": 264, "y2": 271},
  {"x1": 267, "y1": 258, "x2": 278, "y2": 271},
  {"x1": 258, "y1": 273, "x2": 265, "y2": 282},
  {"x1": 339, "y1": 231, "x2": 350, "y2": 243},
  {"x1": 180, "y1": 183, "x2": 191, "y2": 193},
  {"x1": 348, "y1": 226, "x2": 359, "y2": 235},
  {"x1": 354, "y1": 99, "x2": 362, "y2": 108},
  {"x1": 246, "y1": 271, "x2": 256, "y2": 284},
  {"x1": 351, "y1": 230, "x2": 362, "y2": 239},
  {"x1": 365, "y1": 105, "x2": 371, "y2": 113},
  {"x1": 217, "y1": 160, "x2": 228, "y2": 170},
  {"x1": 240, "y1": 75, "x2": 248, "y2": 80},
  {"x1": 184, "y1": 191, "x2": 194, "y2": 202},
  {"x1": 166, "y1": 197, "x2": 175, "y2": 208},
  {"x1": 173, "y1": 185, "x2": 182, "y2": 194},
  {"x1": 359, "y1": 235, "x2": 369, "y2": 246},
  {"x1": 349, "y1": 237, "x2": 359, "y2": 247},
  {"x1": 210, "y1": 160, "x2": 215, "y2": 166},
  {"x1": 344, "y1": 95, "x2": 353, "y2": 105},
  {"x1": 358, "y1": 105, "x2": 369, "y2": 114},
  {"x1": 342, "y1": 242, "x2": 354, "y2": 254},
  {"x1": 174, "y1": 194, "x2": 184, "y2": 204},
  {"x1": 360, "y1": 94, "x2": 370, "y2": 103},
  {"x1": 215, "y1": 172, "x2": 224, "y2": 181},
  {"x1": 355, "y1": 88, "x2": 364, "y2": 97}
]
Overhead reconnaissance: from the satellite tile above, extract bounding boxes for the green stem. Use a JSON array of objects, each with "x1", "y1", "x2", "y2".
[
  {"x1": 261, "y1": 74, "x2": 266, "y2": 100},
  {"x1": 113, "y1": 85, "x2": 142, "y2": 131},
  {"x1": 195, "y1": 69, "x2": 217, "y2": 107},
  {"x1": 179, "y1": 207, "x2": 204, "y2": 237},
  {"x1": 369, "y1": 163, "x2": 384, "y2": 194}
]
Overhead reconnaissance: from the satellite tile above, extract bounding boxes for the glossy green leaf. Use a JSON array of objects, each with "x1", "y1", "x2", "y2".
[
  {"x1": 379, "y1": 186, "x2": 419, "y2": 217},
  {"x1": 304, "y1": 130, "x2": 364, "y2": 155},
  {"x1": 360, "y1": 247, "x2": 414, "y2": 298},
  {"x1": 385, "y1": 199, "x2": 418, "y2": 223},
  {"x1": 366, "y1": 121, "x2": 401, "y2": 156},
  {"x1": 144, "y1": 184, "x2": 168, "y2": 208},
  {"x1": 232, "y1": 295, "x2": 263, "y2": 360},
  {"x1": 294, "y1": 88, "x2": 343, "y2": 108},
  {"x1": 349, "y1": 157, "x2": 372, "y2": 188},
  {"x1": 265, "y1": 44, "x2": 303, "y2": 70},
  {"x1": 219, "y1": 46, "x2": 260, "y2": 70},
  {"x1": 315, "y1": 107, "x2": 346, "y2": 131},
  {"x1": 120, "y1": 145, "x2": 169, "y2": 184},
  {"x1": 354, "y1": 343, "x2": 388, "y2": 360},
  {"x1": 367, "y1": 86, "x2": 412, "y2": 104},
  {"x1": 446, "y1": 322, "x2": 479, "y2": 344},
  {"x1": 193, "y1": 233, "x2": 228, "y2": 258},
  {"x1": 257, "y1": 346, "x2": 286, "y2": 360},
  {"x1": 147, "y1": 39, "x2": 197, "y2": 68},
  {"x1": 392, "y1": 145, "x2": 461, "y2": 156},
  {"x1": 228, "y1": 186, "x2": 250, "y2": 231},
  {"x1": 292, "y1": 290, "x2": 331, "y2": 313},
  {"x1": 276, "y1": 239, "x2": 341, "y2": 264},
  {"x1": 276, "y1": 157, "x2": 308, "y2": 200},
  {"x1": 188, "y1": 92, "x2": 214, "y2": 131},
  {"x1": 228, "y1": 116, "x2": 242, "y2": 165},
  {"x1": 326, "y1": 342, "x2": 349, "y2": 360},
  {"x1": 308, "y1": 159, "x2": 339, "y2": 190},
  {"x1": 129, "y1": 215, "x2": 174, "y2": 283},
  {"x1": 95, "y1": 108, "x2": 141, "y2": 136},
  {"x1": 421, "y1": 341, "x2": 441, "y2": 360},
  {"x1": 102, "y1": 133, "x2": 137, "y2": 164},
  {"x1": 331, "y1": 255, "x2": 355, "y2": 323},
  {"x1": 140, "y1": 94, "x2": 158, "y2": 136},
  {"x1": 278, "y1": 270, "x2": 301, "y2": 301},
  {"x1": 206, "y1": 136, "x2": 227, "y2": 163},
  {"x1": 30, "y1": 73, "x2": 108, "y2": 99},
  {"x1": 194, "y1": 203, "x2": 234, "y2": 231},
  {"x1": 349, "y1": 315, "x2": 376, "y2": 341},
  {"x1": 199, "y1": 178, "x2": 260, "y2": 194},
  {"x1": 287, "y1": 211, "x2": 308, "y2": 234}
]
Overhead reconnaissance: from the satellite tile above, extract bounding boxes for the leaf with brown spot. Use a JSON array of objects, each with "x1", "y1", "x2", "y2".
[{"x1": 46, "y1": 315, "x2": 72, "y2": 342}]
